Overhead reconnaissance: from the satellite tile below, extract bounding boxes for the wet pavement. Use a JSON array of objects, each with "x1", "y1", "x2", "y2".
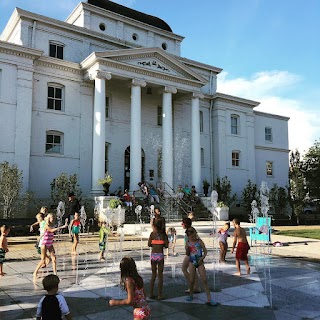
[{"x1": 1, "y1": 221, "x2": 320, "y2": 320}]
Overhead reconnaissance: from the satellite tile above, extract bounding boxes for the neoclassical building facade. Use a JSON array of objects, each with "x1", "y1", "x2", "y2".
[{"x1": 0, "y1": 0, "x2": 289, "y2": 200}]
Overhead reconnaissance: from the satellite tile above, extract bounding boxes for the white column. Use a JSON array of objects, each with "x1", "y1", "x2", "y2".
[
  {"x1": 162, "y1": 86, "x2": 177, "y2": 190},
  {"x1": 130, "y1": 79, "x2": 146, "y2": 191},
  {"x1": 14, "y1": 67, "x2": 34, "y2": 192},
  {"x1": 191, "y1": 92, "x2": 204, "y2": 192},
  {"x1": 90, "y1": 70, "x2": 111, "y2": 194}
]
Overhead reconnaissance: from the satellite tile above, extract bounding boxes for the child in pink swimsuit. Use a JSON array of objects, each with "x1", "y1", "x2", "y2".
[
  {"x1": 33, "y1": 213, "x2": 67, "y2": 279},
  {"x1": 109, "y1": 257, "x2": 150, "y2": 319},
  {"x1": 148, "y1": 218, "x2": 168, "y2": 300}
]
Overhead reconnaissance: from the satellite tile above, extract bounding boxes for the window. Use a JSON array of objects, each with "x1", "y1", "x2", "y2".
[
  {"x1": 46, "y1": 131, "x2": 63, "y2": 154},
  {"x1": 265, "y1": 127, "x2": 272, "y2": 142},
  {"x1": 157, "y1": 148, "x2": 162, "y2": 178},
  {"x1": 232, "y1": 151, "x2": 240, "y2": 167},
  {"x1": 157, "y1": 106, "x2": 162, "y2": 126},
  {"x1": 132, "y1": 33, "x2": 139, "y2": 41},
  {"x1": 200, "y1": 111, "x2": 204, "y2": 133},
  {"x1": 266, "y1": 161, "x2": 273, "y2": 176},
  {"x1": 201, "y1": 148, "x2": 204, "y2": 166},
  {"x1": 105, "y1": 143, "x2": 110, "y2": 173},
  {"x1": 231, "y1": 115, "x2": 239, "y2": 135},
  {"x1": 99, "y1": 23, "x2": 106, "y2": 31},
  {"x1": 49, "y1": 42, "x2": 64, "y2": 59},
  {"x1": 105, "y1": 96, "x2": 110, "y2": 119},
  {"x1": 162, "y1": 42, "x2": 167, "y2": 50},
  {"x1": 47, "y1": 84, "x2": 64, "y2": 111}
]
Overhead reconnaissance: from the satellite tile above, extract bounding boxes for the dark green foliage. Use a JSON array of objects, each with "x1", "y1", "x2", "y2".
[
  {"x1": 241, "y1": 179, "x2": 258, "y2": 214},
  {"x1": 288, "y1": 150, "x2": 306, "y2": 224},
  {"x1": 214, "y1": 176, "x2": 236, "y2": 206},
  {"x1": 302, "y1": 140, "x2": 320, "y2": 199}
]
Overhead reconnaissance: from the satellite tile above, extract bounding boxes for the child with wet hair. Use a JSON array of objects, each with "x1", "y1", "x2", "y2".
[
  {"x1": 109, "y1": 257, "x2": 150, "y2": 319},
  {"x1": 36, "y1": 274, "x2": 72, "y2": 320}
]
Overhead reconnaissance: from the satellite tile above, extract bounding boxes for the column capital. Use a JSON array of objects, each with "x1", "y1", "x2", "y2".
[
  {"x1": 89, "y1": 70, "x2": 112, "y2": 81},
  {"x1": 192, "y1": 92, "x2": 204, "y2": 99},
  {"x1": 131, "y1": 78, "x2": 147, "y2": 87},
  {"x1": 160, "y1": 86, "x2": 177, "y2": 94}
]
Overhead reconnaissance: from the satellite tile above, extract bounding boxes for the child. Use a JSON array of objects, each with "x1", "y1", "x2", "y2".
[
  {"x1": 34, "y1": 213, "x2": 67, "y2": 279},
  {"x1": 217, "y1": 222, "x2": 230, "y2": 263},
  {"x1": 166, "y1": 226, "x2": 177, "y2": 258},
  {"x1": 181, "y1": 218, "x2": 200, "y2": 294},
  {"x1": 99, "y1": 221, "x2": 110, "y2": 261},
  {"x1": 231, "y1": 218, "x2": 250, "y2": 276},
  {"x1": 69, "y1": 212, "x2": 81, "y2": 254},
  {"x1": 0, "y1": 224, "x2": 10, "y2": 276},
  {"x1": 109, "y1": 257, "x2": 150, "y2": 319},
  {"x1": 185, "y1": 227, "x2": 217, "y2": 306},
  {"x1": 30, "y1": 213, "x2": 46, "y2": 254},
  {"x1": 36, "y1": 274, "x2": 72, "y2": 320},
  {"x1": 148, "y1": 218, "x2": 168, "y2": 300}
]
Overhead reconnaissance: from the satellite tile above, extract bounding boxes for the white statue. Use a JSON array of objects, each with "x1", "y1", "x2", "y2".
[
  {"x1": 250, "y1": 200, "x2": 260, "y2": 223},
  {"x1": 210, "y1": 189, "x2": 218, "y2": 217},
  {"x1": 260, "y1": 181, "x2": 270, "y2": 217},
  {"x1": 56, "y1": 201, "x2": 65, "y2": 227}
]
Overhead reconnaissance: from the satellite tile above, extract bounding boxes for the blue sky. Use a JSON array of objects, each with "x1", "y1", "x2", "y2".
[{"x1": 1, "y1": 0, "x2": 319, "y2": 153}]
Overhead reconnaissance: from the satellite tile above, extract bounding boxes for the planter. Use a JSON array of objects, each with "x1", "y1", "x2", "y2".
[
  {"x1": 216, "y1": 207, "x2": 229, "y2": 221},
  {"x1": 103, "y1": 183, "x2": 110, "y2": 196},
  {"x1": 203, "y1": 187, "x2": 209, "y2": 197}
]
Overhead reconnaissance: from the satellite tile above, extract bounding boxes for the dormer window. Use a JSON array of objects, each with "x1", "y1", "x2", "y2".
[{"x1": 49, "y1": 41, "x2": 64, "y2": 60}]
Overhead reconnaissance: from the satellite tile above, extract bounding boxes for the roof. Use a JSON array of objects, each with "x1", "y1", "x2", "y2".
[{"x1": 87, "y1": 0, "x2": 173, "y2": 32}]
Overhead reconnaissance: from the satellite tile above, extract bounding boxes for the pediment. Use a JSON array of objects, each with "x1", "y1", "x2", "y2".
[{"x1": 94, "y1": 48, "x2": 207, "y2": 83}]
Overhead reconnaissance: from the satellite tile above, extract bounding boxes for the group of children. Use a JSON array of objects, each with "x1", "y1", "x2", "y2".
[{"x1": 0, "y1": 204, "x2": 251, "y2": 319}]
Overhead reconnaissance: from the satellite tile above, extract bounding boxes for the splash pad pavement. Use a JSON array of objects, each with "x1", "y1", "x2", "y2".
[{"x1": 1, "y1": 221, "x2": 320, "y2": 320}]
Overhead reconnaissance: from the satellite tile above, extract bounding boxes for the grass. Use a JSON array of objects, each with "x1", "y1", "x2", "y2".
[{"x1": 277, "y1": 229, "x2": 320, "y2": 240}]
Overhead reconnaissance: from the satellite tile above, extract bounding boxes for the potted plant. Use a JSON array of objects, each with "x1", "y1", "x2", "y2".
[
  {"x1": 109, "y1": 198, "x2": 122, "y2": 209},
  {"x1": 203, "y1": 179, "x2": 210, "y2": 197},
  {"x1": 216, "y1": 201, "x2": 229, "y2": 220},
  {"x1": 98, "y1": 172, "x2": 113, "y2": 196}
]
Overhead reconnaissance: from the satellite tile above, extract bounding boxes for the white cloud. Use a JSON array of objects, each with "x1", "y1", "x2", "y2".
[{"x1": 217, "y1": 71, "x2": 319, "y2": 153}]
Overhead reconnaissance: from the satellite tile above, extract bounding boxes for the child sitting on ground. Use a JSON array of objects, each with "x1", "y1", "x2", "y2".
[
  {"x1": 109, "y1": 257, "x2": 150, "y2": 319},
  {"x1": 36, "y1": 274, "x2": 72, "y2": 320},
  {"x1": 0, "y1": 224, "x2": 10, "y2": 276}
]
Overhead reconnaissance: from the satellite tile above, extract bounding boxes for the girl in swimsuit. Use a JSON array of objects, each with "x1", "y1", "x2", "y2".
[
  {"x1": 109, "y1": 257, "x2": 150, "y2": 319},
  {"x1": 148, "y1": 218, "x2": 168, "y2": 300},
  {"x1": 33, "y1": 213, "x2": 67, "y2": 279},
  {"x1": 185, "y1": 227, "x2": 217, "y2": 306},
  {"x1": 69, "y1": 212, "x2": 81, "y2": 254},
  {"x1": 217, "y1": 222, "x2": 230, "y2": 263}
]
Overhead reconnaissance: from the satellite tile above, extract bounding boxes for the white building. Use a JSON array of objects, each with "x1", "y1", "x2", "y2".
[{"x1": 0, "y1": 0, "x2": 289, "y2": 202}]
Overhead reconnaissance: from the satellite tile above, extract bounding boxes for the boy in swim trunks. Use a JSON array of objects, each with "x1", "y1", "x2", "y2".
[
  {"x1": 148, "y1": 218, "x2": 168, "y2": 300},
  {"x1": 231, "y1": 218, "x2": 250, "y2": 276}
]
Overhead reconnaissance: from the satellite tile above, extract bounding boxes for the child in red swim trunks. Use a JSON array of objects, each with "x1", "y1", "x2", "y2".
[{"x1": 231, "y1": 218, "x2": 250, "y2": 276}]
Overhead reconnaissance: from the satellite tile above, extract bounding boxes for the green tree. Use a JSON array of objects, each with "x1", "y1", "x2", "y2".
[
  {"x1": 50, "y1": 173, "x2": 82, "y2": 208},
  {"x1": 302, "y1": 140, "x2": 320, "y2": 199},
  {"x1": 289, "y1": 150, "x2": 305, "y2": 224},
  {"x1": 241, "y1": 179, "x2": 258, "y2": 214},
  {"x1": 0, "y1": 161, "x2": 33, "y2": 219},
  {"x1": 269, "y1": 183, "x2": 288, "y2": 215},
  {"x1": 214, "y1": 176, "x2": 236, "y2": 206}
]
